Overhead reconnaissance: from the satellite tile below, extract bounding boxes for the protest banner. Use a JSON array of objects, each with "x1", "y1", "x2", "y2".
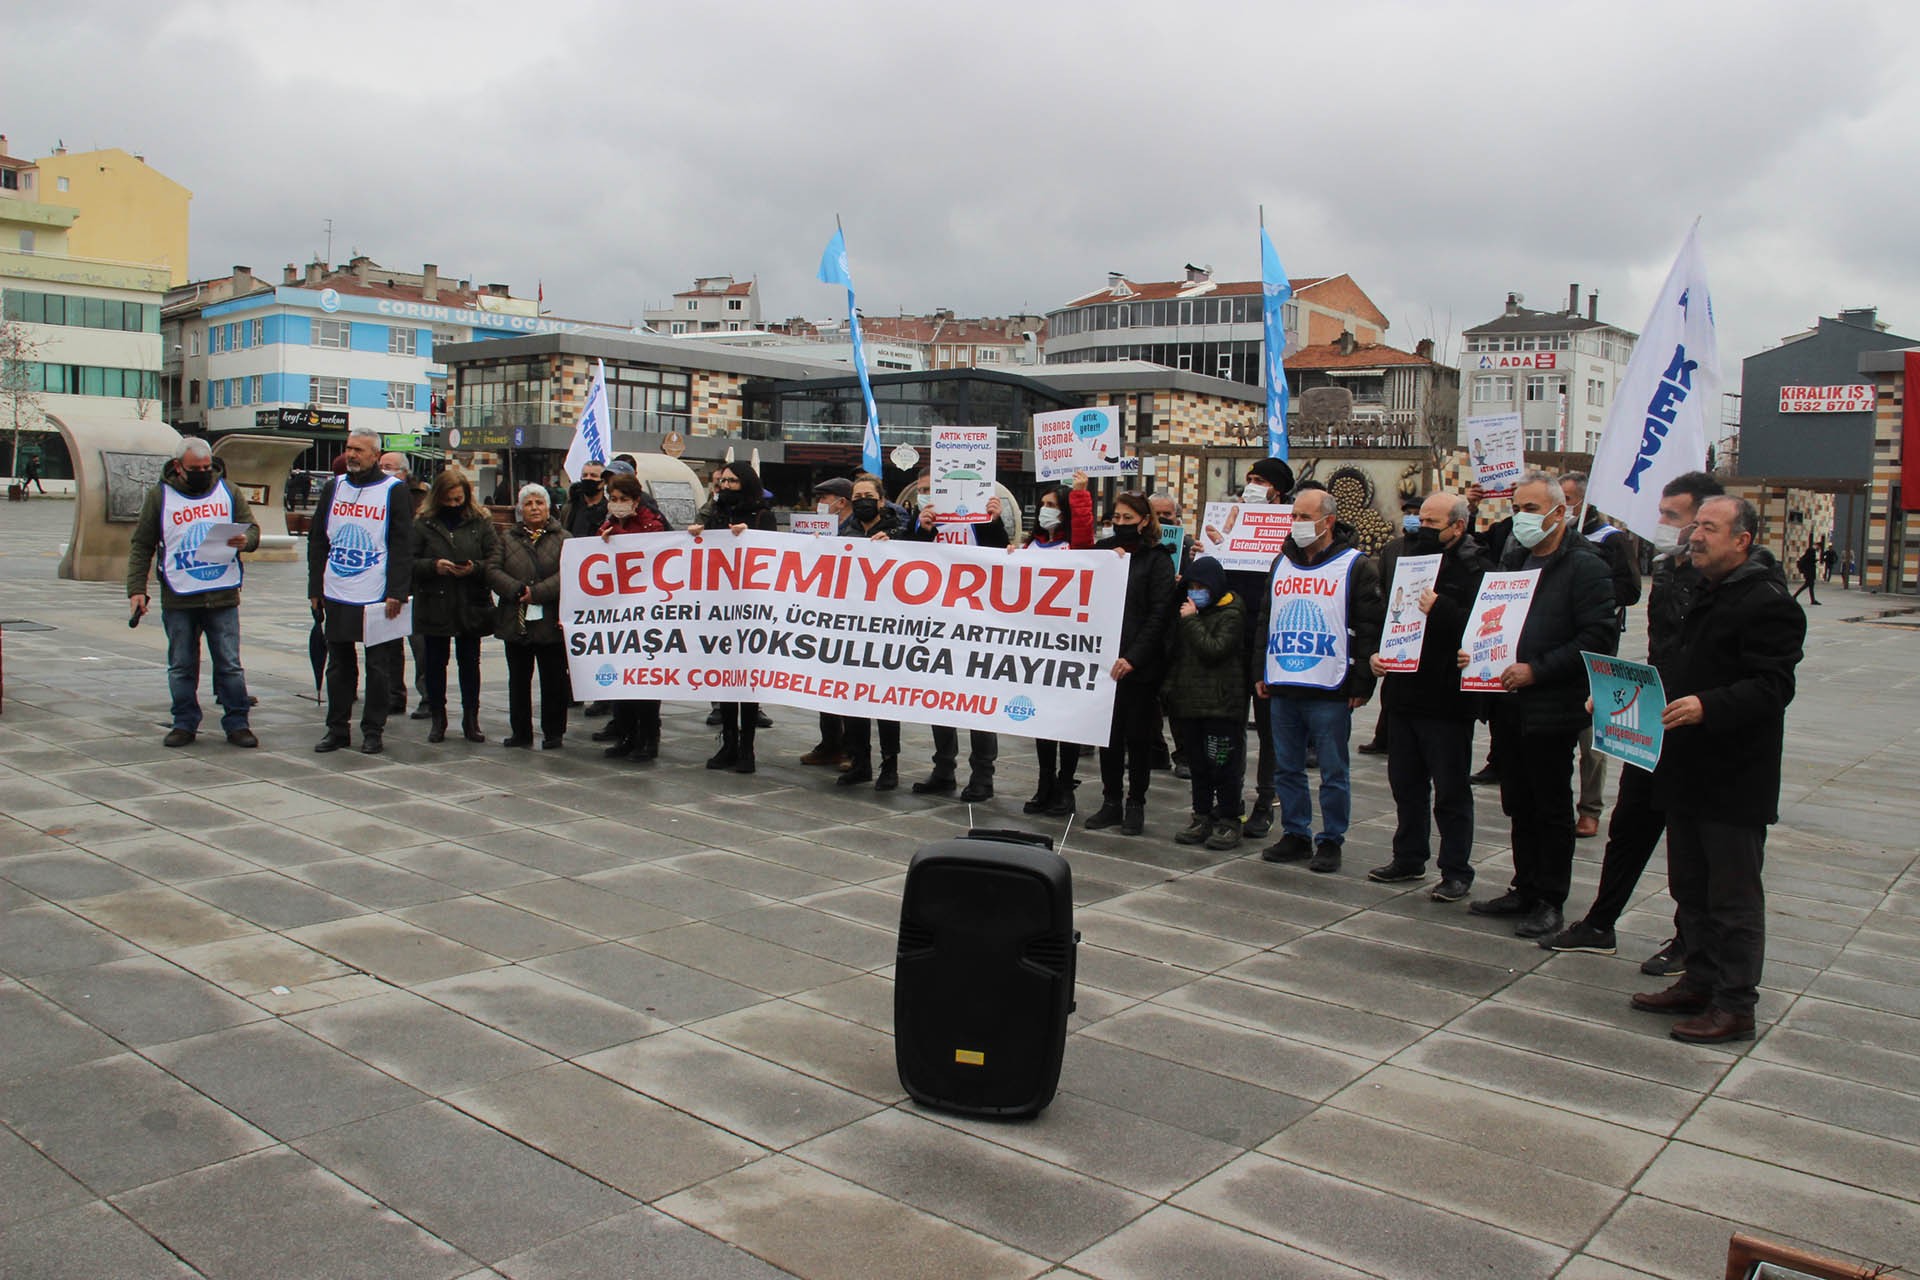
[
  {"x1": 1460, "y1": 570, "x2": 1539, "y2": 692},
  {"x1": 929, "y1": 426, "x2": 996, "y2": 524},
  {"x1": 1197, "y1": 502, "x2": 1294, "y2": 573},
  {"x1": 1034, "y1": 406, "x2": 1137, "y2": 480},
  {"x1": 1376, "y1": 553, "x2": 1443, "y2": 672},
  {"x1": 1465, "y1": 413, "x2": 1525, "y2": 498},
  {"x1": 560, "y1": 531, "x2": 1127, "y2": 742},
  {"x1": 1583, "y1": 651, "x2": 1666, "y2": 769},
  {"x1": 790, "y1": 510, "x2": 838, "y2": 536}
]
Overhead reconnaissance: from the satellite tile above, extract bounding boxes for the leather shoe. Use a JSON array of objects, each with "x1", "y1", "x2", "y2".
[
  {"x1": 1575, "y1": 814, "x2": 1600, "y2": 838},
  {"x1": 314, "y1": 734, "x2": 350, "y2": 753},
  {"x1": 1308, "y1": 842, "x2": 1342, "y2": 873},
  {"x1": 163, "y1": 728, "x2": 196, "y2": 748},
  {"x1": 358, "y1": 735, "x2": 384, "y2": 755},
  {"x1": 1513, "y1": 903, "x2": 1563, "y2": 939},
  {"x1": 1669, "y1": 1008, "x2": 1755, "y2": 1044},
  {"x1": 225, "y1": 729, "x2": 258, "y2": 748},
  {"x1": 409, "y1": 704, "x2": 433, "y2": 720},
  {"x1": 1630, "y1": 982, "x2": 1712, "y2": 1016},
  {"x1": 1468, "y1": 889, "x2": 1528, "y2": 916},
  {"x1": 959, "y1": 779, "x2": 993, "y2": 802},
  {"x1": 912, "y1": 775, "x2": 957, "y2": 795}
]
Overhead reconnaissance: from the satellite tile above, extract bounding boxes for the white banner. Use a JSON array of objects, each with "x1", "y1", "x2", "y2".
[
  {"x1": 1588, "y1": 223, "x2": 1720, "y2": 540},
  {"x1": 563, "y1": 359, "x2": 611, "y2": 483},
  {"x1": 560, "y1": 531, "x2": 1128, "y2": 742},
  {"x1": 1197, "y1": 502, "x2": 1294, "y2": 572},
  {"x1": 1461, "y1": 570, "x2": 1539, "y2": 692},
  {"x1": 1465, "y1": 413, "x2": 1525, "y2": 498},
  {"x1": 1034, "y1": 406, "x2": 1137, "y2": 480},
  {"x1": 929, "y1": 425, "x2": 995, "y2": 524},
  {"x1": 1376, "y1": 554, "x2": 1443, "y2": 672}
]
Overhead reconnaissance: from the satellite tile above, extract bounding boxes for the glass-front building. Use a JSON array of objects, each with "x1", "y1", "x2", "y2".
[{"x1": 743, "y1": 368, "x2": 1078, "y2": 452}]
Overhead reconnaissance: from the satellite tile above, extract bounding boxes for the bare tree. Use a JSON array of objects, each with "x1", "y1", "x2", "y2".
[{"x1": 0, "y1": 319, "x2": 44, "y2": 483}]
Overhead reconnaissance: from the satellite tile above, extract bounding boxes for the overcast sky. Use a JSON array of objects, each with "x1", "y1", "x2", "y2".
[{"x1": 12, "y1": 0, "x2": 1919, "y2": 383}]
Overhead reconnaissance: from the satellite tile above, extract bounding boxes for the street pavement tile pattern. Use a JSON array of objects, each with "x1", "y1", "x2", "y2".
[{"x1": 2, "y1": 499, "x2": 1919, "y2": 1277}]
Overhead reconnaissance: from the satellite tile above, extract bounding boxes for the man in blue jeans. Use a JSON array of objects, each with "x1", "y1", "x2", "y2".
[
  {"x1": 126, "y1": 438, "x2": 261, "y2": 747},
  {"x1": 1256, "y1": 486, "x2": 1384, "y2": 873}
]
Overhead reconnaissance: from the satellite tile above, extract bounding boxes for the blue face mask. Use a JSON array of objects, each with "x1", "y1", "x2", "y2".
[
  {"x1": 1403, "y1": 514, "x2": 1421, "y2": 534},
  {"x1": 1187, "y1": 588, "x2": 1212, "y2": 609}
]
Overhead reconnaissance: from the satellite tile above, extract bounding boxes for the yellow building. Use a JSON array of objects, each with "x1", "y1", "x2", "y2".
[{"x1": 27, "y1": 147, "x2": 191, "y2": 285}]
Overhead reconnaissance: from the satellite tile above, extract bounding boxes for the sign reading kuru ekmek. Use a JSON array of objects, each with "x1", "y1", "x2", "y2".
[{"x1": 559, "y1": 531, "x2": 1128, "y2": 742}]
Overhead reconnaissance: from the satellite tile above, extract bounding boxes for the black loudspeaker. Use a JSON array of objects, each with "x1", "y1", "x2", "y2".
[{"x1": 893, "y1": 828, "x2": 1076, "y2": 1119}]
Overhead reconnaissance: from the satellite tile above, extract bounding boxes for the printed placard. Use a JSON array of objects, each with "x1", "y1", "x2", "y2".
[
  {"x1": 1197, "y1": 502, "x2": 1294, "y2": 573},
  {"x1": 929, "y1": 425, "x2": 996, "y2": 524},
  {"x1": 1584, "y1": 651, "x2": 1666, "y2": 769},
  {"x1": 1033, "y1": 406, "x2": 1138, "y2": 480},
  {"x1": 560, "y1": 531, "x2": 1127, "y2": 742},
  {"x1": 1465, "y1": 413, "x2": 1525, "y2": 499},
  {"x1": 790, "y1": 511, "x2": 838, "y2": 536},
  {"x1": 1460, "y1": 570, "x2": 1540, "y2": 692},
  {"x1": 1376, "y1": 553, "x2": 1444, "y2": 672}
]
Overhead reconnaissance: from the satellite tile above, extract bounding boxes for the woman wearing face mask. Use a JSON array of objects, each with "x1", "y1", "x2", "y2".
[
  {"x1": 834, "y1": 472, "x2": 909, "y2": 789},
  {"x1": 487, "y1": 484, "x2": 572, "y2": 749},
  {"x1": 598, "y1": 474, "x2": 671, "y2": 762},
  {"x1": 411, "y1": 466, "x2": 499, "y2": 744},
  {"x1": 1017, "y1": 477, "x2": 1097, "y2": 813},
  {"x1": 689, "y1": 461, "x2": 778, "y2": 772},
  {"x1": 1085, "y1": 492, "x2": 1178, "y2": 835}
]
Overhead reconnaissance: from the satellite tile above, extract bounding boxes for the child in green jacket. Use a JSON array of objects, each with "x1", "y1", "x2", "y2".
[{"x1": 1163, "y1": 556, "x2": 1249, "y2": 849}]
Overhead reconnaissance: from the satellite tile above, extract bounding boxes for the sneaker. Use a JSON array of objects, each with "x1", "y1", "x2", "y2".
[
  {"x1": 1174, "y1": 814, "x2": 1212, "y2": 846},
  {"x1": 1205, "y1": 821, "x2": 1243, "y2": 851},
  {"x1": 1468, "y1": 889, "x2": 1528, "y2": 917},
  {"x1": 1261, "y1": 833, "x2": 1312, "y2": 863},
  {"x1": 1119, "y1": 803, "x2": 1145, "y2": 836},
  {"x1": 163, "y1": 728, "x2": 196, "y2": 748},
  {"x1": 1309, "y1": 841, "x2": 1342, "y2": 873},
  {"x1": 1430, "y1": 877, "x2": 1472, "y2": 903},
  {"x1": 1243, "y1": 803, "x2": 1275, "y2": 839},
  {"x1": 1640, "y1": 937, "x2": 1686, "y2": 977},
  {"x1": 1366, "y1": 859, "x2": 1427, "y2": 883},
  {"x1": 1542, "y1": 920, "x2": 1617, "y2": 954}
]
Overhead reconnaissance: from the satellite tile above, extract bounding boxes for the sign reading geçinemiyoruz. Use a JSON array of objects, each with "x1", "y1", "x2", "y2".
[{"x1": 560, "y1": 531, "x2": 1129, "y2": 742}]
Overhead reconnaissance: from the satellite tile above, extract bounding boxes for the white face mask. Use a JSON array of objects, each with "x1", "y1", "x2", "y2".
[
  {"x1": 1037, "y1": 506, "x2": 1062, "y2": 530},
  {"x1": 1241, "y1": 481, "x2": 1270, "y2": 505},
  {"x1": 1290, "y1": 516, "x2": 1321, "y2": 547},
  {"x1": 1648, "y1": 522, "x2": 1687, "y2": 555},
  {"x1": 607, "y1": 501, "x2": 636, "y2": 519}
]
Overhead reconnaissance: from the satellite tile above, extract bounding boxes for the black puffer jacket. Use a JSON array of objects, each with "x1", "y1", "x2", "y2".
[
  {"x1": 1653, "y1": 551, "x2": 1804, "y2": 826},
  {"x1": 1496, "y1": 531, "x2": 1619, "y2": 734},
  {"x1": 411, "y1": 509, "x2": 500, "y2": 636},
  {"x1": 1094, "y1": 537, "x2": 1177, "y2": 684},
  {"x1": 1378, "y1": 532, "x2": 1492, "y2": 720},
  {"x1": 1644, "y1": 550, "x2": 1707, "y2": 678}
]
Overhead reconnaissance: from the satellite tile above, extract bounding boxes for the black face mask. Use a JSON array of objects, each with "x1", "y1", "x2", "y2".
[
  {"x1": 181, "y1": 469, "x2": 214, "y2": 496},
  {"x1": 851, "y1": 497, "x2": 880, "y2": 521},
  {"x1": 715, "y1": 487, "x2": 742, "y2": 508},
  {"x1": 1112, "y1": 523, "x2": 1143, "y2": 546},
  {"x1": 1407, "y1": 527, "x2": 1444, "y2": 555}
]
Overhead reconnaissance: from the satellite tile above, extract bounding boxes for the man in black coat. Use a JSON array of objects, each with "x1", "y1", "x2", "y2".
[
  {"x1": 1632, "y1": 496, "x2": 1805, "y2": 1044},
  {"x1": 1465, "y1": 472, "x2": 1618, "y2": 939},
  {"x1": 1366, "y1": 492, "x2": 1492, "y2": 901},
  {"x1": 1545, "y1": 470, "x2": 1724, "y2": 968}
]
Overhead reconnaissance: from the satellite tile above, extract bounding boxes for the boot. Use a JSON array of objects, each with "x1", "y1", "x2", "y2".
[
  {"x1": 591, "y1": 724, "x2": 622, "y2": 742},
  {"x1": 1084, "y1": 799, "x2": 1123, "y2": 830},
  {"x1": 427, "y1": 708, "x2": 448, "y2": 744},
  {"x1": 1243, "y1": 794, "x2": 1276, "y2": 839},
  {"x1": 1045, "y1": 777, "x2": 1078, "y2": 817},
  {"x1": 734, "y1": 724, "x2": 756, "y2": 774},
  {"x1": 462, "y1": 709, "x2": 486, "y2": 743},
  {"x1": 706, "y1": 723, "x2": 739, "y2": 770},
  {"x1": 631, "y1": 730, "x2": 658, "y2": 763},
  {"x1": 1120, "y1": 803, "x2": 1146, "y2": 836},
  {"x1": 838, "y1": 753, "x2": 874, "y2": 786},
  {"x1": 1174, "y1": 813, "x2": 1212, "y2": 845},
  {"x1": 1023, "y1": 771, "x2": 1055, "y2": 815},
  {"x1": 604, "y1": 735, "x2": 636, "y2": 759},
  {"x1": 875, "y1": 755, "x2": 899, "y2": 791}
]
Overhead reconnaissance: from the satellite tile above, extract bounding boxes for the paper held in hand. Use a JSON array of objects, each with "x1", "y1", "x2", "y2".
[
  {"x1": 1465, "y1": 413, "x2": 1525, "y2": 499},
  {"x1": 1196, "y1": 502, "x2": 1294, "y2": 573},
  {"x1": 1583, "y1": 652, "x2": 1666, "y2": 769},
  {"x1": 1460, "y1": 570, "x2": 1539, "y2": 692},
  {"x1": 363, "y1": 600, "x2": 413, "y2": 647},
  {"x1": 1376, "y1": 553, "x2": 1443, "y2": 672},
  {"x1": 190, "y1": 523, "x2": 251, "y2": 565}
]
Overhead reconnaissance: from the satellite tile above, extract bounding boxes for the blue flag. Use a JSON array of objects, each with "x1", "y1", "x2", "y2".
[
  {"x1": 818, "y1": 228, "x2": 883, "y2": 476},
  {"x1": 1260, "y1": 227, "x2": 1294, "y2": 460}
]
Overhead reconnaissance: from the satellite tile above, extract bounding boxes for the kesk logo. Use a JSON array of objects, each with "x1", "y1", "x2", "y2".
[
  {"x1": 328, "y1": 523, "x2": 383, "y2": 577},
  {"x1": 1004, "y1": 696, "x2": 1037, "y2": 723},
  {"x1": 1269, "y1": 597, "x2": 1336, "y2": 672},
  {"x1": 595, "y1": 664, "x2": 618, "y2": 687},
  {"x1": 171, "y1": 522, "x2": 227, "y2": 582}
]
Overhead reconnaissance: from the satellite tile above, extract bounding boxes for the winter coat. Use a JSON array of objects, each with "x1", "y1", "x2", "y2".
[
  {"x1": 839, "y1": 503, "x2": 907, "y2": 541},
  {"x1": 1653, "y1": 551, "x2": 1805, "y2": 826},
  {"x1": 598, "y1": 505, "x2": 669, "y2": 538},
  {"x1": 697, "y1": 494, "x2": 778, "y2": 534},
  {"x1": 908, "y1": 510, "x2": 1010, "y2": 548},
  {"x1": 1644, "y1": 550, "x2": 1706, "y2": 679},
  {"x1": 1263, "y1": 524, "x2": 1386, "y2": 703},
  {"x1": 1378, "y1": 532, "x2": 1492, "y2": 720},
  {"x1": 1093, "y1": 537, "x2": 1178, "y2": 684},
  {"x1": 1580, "y1": 507, "x2": 1642, "y2": 614},
  {"x1": 126, "y1": 466, "x2": 261, "y2": 611},
  {"x1": 487, "y1": 519, "x2": 570, "y2": 647},
  {"x1": 1495, "y1": 530, "x2": 1619, "y2": 734},
  {"x1": 559, "y1": 479, "x2": 608, "y2": 538},
  {"x1": 410, "y1": 509, "x2": 501, "y2": 637},
  {"x1": 1162, "y1": 592, "x2": 1248, "y2": 720},
  {"x1": 1025, "y1": 490, "x2": 1096, "y2": 550}
]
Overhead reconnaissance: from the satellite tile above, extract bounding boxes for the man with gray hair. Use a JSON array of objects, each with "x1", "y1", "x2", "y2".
[
  {"x1": 308, "y1": 427, "x2": 413, "y2": 753},
  {"x1": 127, "y1": 436, "x2": 261, "y2": 747}
]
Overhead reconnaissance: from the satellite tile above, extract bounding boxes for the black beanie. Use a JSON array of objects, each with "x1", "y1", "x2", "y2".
[
  {"x1": 1183, "y1": 555, "x2": 1227, "y2": 596},
  {"x1": 1247, "y1": 457, "x2": 1295, "y2": 496}
]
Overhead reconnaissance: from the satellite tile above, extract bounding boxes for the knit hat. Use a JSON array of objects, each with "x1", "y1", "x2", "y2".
[
  {"x1": 1183, "y1": 555, "x2": 1227, "y2": 596},
  {"x1": 1246, "y1": 457, "x2": 1295, "y2": 496}
]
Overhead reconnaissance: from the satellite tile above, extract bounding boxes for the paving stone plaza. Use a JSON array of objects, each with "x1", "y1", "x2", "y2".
[{"x1": 2, "y1": 496, "x2": 1917, "y2": 1279}]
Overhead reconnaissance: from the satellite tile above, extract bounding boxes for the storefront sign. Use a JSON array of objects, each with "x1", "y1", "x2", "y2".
[
  {"x1": 1474, "y1": 352, "x2": 1559, "y2": 370},
  {"x1": 255, "y1": 408, "x2": 349, "y2": 430},
  {"x1": 1778, "y1": 384, "x2": 1874, "y2": 413}
]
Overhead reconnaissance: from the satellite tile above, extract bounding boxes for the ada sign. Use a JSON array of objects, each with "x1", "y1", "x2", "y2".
[{"x1": 1475, "y1": 352, "x2": 1558, "y2": 370}]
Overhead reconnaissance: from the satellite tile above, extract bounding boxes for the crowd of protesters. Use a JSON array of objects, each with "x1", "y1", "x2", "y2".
[{"x1": 128, "y1": 425, "x2": 1805, "y2": 1044}]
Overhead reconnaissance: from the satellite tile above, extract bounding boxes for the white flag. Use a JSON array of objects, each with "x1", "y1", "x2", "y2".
[
  {"x1": 563, "y1": 359, "x2": 611, "y2": 482},
  {"x1": 1587, "y1": 223, "x2": 1719, "y2": 540}
]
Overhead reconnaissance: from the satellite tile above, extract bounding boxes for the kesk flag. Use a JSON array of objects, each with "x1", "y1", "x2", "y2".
[
  {"x1": 1588, "y1": 222, "x2": 1720, "y2": 539},
  {"x1": 563, "y1": 359, "x2": 611, "y2": 483},
  {"x1": 818, "y1": 227, "x2": 883, "y2": 476},
  {"x1": 1260, "y1": 226, "x2": 1295, "y2": 459}
]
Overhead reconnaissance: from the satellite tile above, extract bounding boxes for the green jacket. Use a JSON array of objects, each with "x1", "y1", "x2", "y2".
[
  {"x1": 411, "y1": 508, "x2": 501, "y2": 637},
  {"x1": 125, "y1": 468, "x2": 261, "y2": 610},
  {"x1": 1161, "y1": 591, "x2": 1247, "y2": 720}
]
